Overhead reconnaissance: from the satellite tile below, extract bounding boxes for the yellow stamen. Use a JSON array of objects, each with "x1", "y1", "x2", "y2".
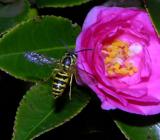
[
  {"x1": 116, "y1": 68, "x2": 129, "y2": 76},
  {"x1": 112, "y1": 40, "x2": 128, "y2": 48},
  {"x1": 105, "y1": 57, "x2": 112, "y2": 64},
  {"x1": 102, "y1": 40, "x2": 138, "y2": 77}
]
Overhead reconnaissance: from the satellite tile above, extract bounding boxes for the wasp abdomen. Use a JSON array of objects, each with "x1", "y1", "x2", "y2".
[{"x1": 52, "y1": 71, "x2": 70, "y2": 97}]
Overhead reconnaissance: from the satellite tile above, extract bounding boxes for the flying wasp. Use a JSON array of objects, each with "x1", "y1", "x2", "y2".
[
  {"x1": 24, "y1": 47, "x2": 91, "y2": 99},
  {"x1": 51, "y1": 51, "x2": 77, "y2": 99}
]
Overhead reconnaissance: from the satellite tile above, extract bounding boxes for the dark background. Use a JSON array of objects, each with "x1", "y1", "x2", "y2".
[
  {"x1": 0, "y1": 0, "x2": 144, "y2": 139},
  {"x1": 0, "y1": 71, "x2": 126, "y2": 140}
]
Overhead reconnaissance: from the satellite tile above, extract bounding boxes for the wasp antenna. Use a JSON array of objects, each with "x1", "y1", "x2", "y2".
[
  {"x1": 75, "y1": 48, "x2": 93, "y2": 53},
  {"x1": 58, "y1": 39, "x2": 72, "y2": 52}
]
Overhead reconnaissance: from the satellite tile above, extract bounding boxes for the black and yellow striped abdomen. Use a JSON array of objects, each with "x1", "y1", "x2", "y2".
[{"x1": 52, "y1": 71, "x2": 70, "y2": 97}]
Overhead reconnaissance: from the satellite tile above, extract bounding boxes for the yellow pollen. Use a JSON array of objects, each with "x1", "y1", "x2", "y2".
[
  {"x1": 112, "y1": 40, "x2": 128, "y2": 48},
  {"x1": 113, "y1": 62, "x2": 120, "y2": 70},
  {"x1": 102, "y1": 40, "x2": 138, "y2": 77},
  {"x1": 116, "y1": 68, "x2": 129, "y2": 76},
  {"x1": 105, "y1": 57, "x2": 112, "y2": 64}
]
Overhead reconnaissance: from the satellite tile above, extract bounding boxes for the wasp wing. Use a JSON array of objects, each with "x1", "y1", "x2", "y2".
[{"x1": 24, "y1": 51, "x2": 59, "y2": 66}]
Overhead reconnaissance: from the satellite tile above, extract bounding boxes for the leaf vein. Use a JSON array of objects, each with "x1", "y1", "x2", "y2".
[
  {"x1": 24, "y1": 110, "x2": 53, "y2": 140},
  {"x1": 0, "y1": 47, "x2": 66, "y2": 58}
]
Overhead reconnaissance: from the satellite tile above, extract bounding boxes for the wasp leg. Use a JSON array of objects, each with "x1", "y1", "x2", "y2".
[{"x1": 69, "y1": 73, "x2": 73, "y2": 100}]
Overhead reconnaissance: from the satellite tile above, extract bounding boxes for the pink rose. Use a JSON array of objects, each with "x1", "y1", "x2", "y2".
[{"x1": 76, "y1": 6, "x2": 160, "y2": 115}]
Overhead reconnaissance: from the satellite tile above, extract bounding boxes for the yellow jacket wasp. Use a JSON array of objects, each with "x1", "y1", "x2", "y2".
[{"x1": 24, "y1": 48, "x2": 92, "y2": 100}]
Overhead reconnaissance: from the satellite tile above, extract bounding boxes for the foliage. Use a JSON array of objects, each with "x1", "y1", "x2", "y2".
[{"x1": 0, "y1": 0, "x2": 160, "y2": 140}]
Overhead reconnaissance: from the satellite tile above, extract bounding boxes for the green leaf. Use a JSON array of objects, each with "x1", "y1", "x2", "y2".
[
  {"x1": 35, "y1": 0, "x2": 91, "y2": 8},
  {"x1": 12, "y1": 82, "x2": 90, "y2": 140},
  {"x1": 0, "y1": 16, "x2": 80, "y2": 81},
  {"x1": 145, "y1": 0, "x2": 160, "y2": 36},
  {"x1": 115, "y1": 118, "x2": 160, "y2": 140},
  {"x1": 0, "y1": 0, "x2": 33, "y2": 33}
]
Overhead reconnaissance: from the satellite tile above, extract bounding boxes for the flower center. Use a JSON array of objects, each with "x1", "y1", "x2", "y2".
[{"x1": 102, "y1": 40, "x2": 138, "y2": 77}]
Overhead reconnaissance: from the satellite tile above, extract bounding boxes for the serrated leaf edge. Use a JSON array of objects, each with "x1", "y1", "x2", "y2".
[
  {"x1": 0, "y1": 15, "x2": 80, "y2": 43},
  {"x1": 0, "y1": 0, "x2": 30, "y2": 34},
  {"x1": 37, "y1": 0, "x2": 91, "y2": 8},
  {"x1": 12, "y1": 83, "x2": 36, "y2": 140},
  {"x1": 12, "y1": 83, "x2": 90, "y2": 140},
  {"x1": 32, "y1": 96, "x2": 90, "y2": 140},
  {"x1": 0, "y1": 15, "x2": 80, "y2": 82},
  {"x1": 114, "y1": 120, "x2": 130, "y2": 140},
  {"x1": 144, "y1": 3, "x2": 160, "y2": 37}
]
